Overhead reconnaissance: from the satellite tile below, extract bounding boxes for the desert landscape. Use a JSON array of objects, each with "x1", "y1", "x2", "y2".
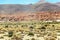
[{"x1": 0, "y1": 0, "x2": 60, "y2": 40}]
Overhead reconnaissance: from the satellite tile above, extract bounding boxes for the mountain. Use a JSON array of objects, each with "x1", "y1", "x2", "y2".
[
  {"x1": 0, "y1": 4, "x2": 33, "y2": 14},
  {"x1": 33, "y1": 2, "x2": 60, "y2": 12},
  {"x1": 0, "y1": 2, "x2": 60, "y2": 14},
  {"x1": 56, "y1": 2, "x2": 60, "y2": 6}
]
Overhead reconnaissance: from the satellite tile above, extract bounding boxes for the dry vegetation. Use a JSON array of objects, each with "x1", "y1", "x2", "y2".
[{"x1": 0, "y1": 21, "x2": 59, "y2": 40}]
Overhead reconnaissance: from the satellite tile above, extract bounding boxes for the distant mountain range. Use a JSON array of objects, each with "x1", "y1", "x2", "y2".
[{"x1": 0, "y1": 2, "x2": 60, "y2": 14}]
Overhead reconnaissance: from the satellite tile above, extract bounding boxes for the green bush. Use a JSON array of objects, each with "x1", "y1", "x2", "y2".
[
  {"x1": 8, "y1": 31, "x2": 13, "y2": 37},
  {"x1": 28, "y1": 32, "x2": 34, "y2": 36}
]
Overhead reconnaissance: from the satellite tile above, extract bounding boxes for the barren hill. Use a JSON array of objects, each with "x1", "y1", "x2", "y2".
[{"x1": 0, "y1": 2, "x2": 60, "y2": 14}]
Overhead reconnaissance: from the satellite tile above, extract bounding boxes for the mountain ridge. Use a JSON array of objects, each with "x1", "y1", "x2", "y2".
[{"x1": 0, "y1": 2, "x2": 60, "y2": 14}]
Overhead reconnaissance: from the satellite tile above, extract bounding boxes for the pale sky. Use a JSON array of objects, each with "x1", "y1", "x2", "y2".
[{"x1": 0, "y1": 0, "x2": 60, "y2": 4}]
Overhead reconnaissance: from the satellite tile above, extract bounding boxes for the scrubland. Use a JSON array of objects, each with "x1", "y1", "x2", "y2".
[{"x1": 0, "y1": 21, "x2": 59, "y2": 40}]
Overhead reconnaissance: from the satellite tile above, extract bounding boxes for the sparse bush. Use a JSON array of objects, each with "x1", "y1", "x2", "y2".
[
  {"x1": 5, "y1": 25, "x2": 8, "y2": 28},
  {"x1": 31, "y1": 38, "x2": 35, "y2": 40},
  {"x1": 41, "y1": 26, "x2": 46, "y2": 29},
  {"x1": 8, "y1": 31, "x2": 13, "y2": 37},
  {"x1": 29, "y1": 26, "x2": 33, "y2": 29},
  {"x1": 28, "y1": 32, "x2": 34, "y2": 36}
]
